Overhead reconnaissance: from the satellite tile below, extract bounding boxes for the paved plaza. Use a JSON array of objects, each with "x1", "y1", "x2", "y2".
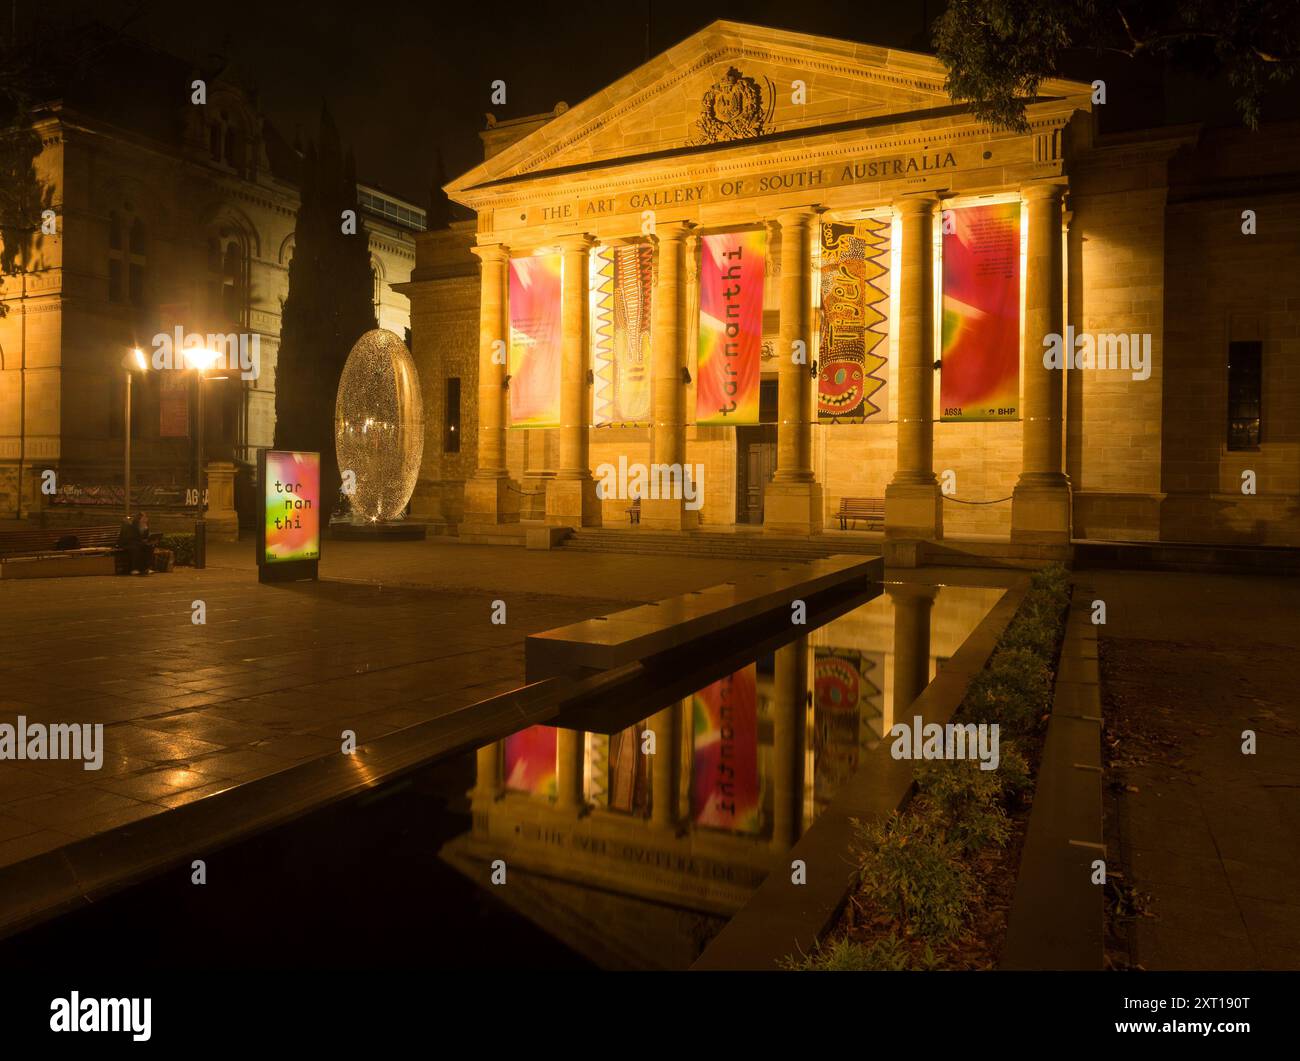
[
  {"x1": 0, "y1": 539, "x2": 787, "y2": 868},
  {"x1": 1095, "y1": 571, "x2": 1300, "y2": 970}
]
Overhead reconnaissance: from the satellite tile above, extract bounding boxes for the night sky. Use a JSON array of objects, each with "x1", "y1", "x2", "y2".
[{"x1": 28, "y1": 0, "x2": 1299, "y2": 210}]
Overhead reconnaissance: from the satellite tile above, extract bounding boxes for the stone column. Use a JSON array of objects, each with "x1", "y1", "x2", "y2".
[
  {"x1": 649, "y1": 702, "x2": 680, "y2": 829},
  {"x1": 765, "y1": 209, "x2": 823, "y2": 535},
  {"x1": 473, "y1": 741, "x2": 501, "y2": 801},
  {"x1": 204, "y1": 460, "x2": 239, "y2": 542},
  {"x1": 884, "y1": 196, "x2": 942, "y2": 541},
  {"x1": 643, "y1": 221, "x2": 697, "y2": 530},
  {"x1": 463, "y1": 242, "x2": 519, "y2": 526},
  {"x1": 1012, "y1": 183, "x2": 1072, "y2": 543},
  {"x1": 547, "y1": 234, "x2": 602, "y2": 528},
  {"x1": 772, "y1": 637, "x2": 807, "y2": 849},
  {"x1": 555, "y1": 729, "x2": 585, "y2": 813},
  {"x1": 888, "y1": 583, "x2": 937, "y2": 728}
]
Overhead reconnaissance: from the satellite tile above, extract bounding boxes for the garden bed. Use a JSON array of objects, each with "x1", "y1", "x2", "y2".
[{"x1": 788, "y1": 565, "x2": 1072, "y2": 970}]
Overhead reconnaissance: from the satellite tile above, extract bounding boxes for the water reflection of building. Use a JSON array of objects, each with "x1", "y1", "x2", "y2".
[{"x1": 440, "y1": 583, "x2": 1002, "y2": 968}]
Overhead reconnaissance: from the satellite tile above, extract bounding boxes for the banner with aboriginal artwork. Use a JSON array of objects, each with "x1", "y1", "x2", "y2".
[
  {"x1": 691, "y1": 664, "x2": 761, "y2": 834},
  {"x1": 508, "y1": 254, "x2": 563, "y2": 428},
  {"x1": 697, "y1": 230, "x2": 764, "y2": 425},
  {"x1": 590, "y1": 244, "x2": 653, "y2": 426},
  {"x1": 940, "y1": 203, "x2": 1021, "y2": 422},
  {"x1": 818, "y1": 218, "x2": 891, "y2": 423},
  {"x1": 812, "y1": 648, "x2": 884, "y2": 806},
  {"x1": 503, "y1": 725, "x2": 557, "y2": 797}
]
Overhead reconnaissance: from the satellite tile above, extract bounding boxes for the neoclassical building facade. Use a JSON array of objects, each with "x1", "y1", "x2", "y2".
[{"x1": 406, "y1": 21, "x2": 1298, "y2": 552}]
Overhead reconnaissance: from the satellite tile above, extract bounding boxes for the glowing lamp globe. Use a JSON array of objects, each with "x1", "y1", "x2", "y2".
[{"x1": 334, "y1": 329, "x2": 424, "y2": 522}]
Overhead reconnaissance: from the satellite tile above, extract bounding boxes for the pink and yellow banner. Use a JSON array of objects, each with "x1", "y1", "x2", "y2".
[
  {"x1": 503, "y1": 726, "x2": 557, "y2": 797},
  {"x1": 508, "y1": 254, "x2": 563, "y2": 428},
  {"x1": 691, "y1": 664, "x2": 761, "y2": 834},
  {"x1": 590, "y1": 244, "x2": 653, "y2": 426},
  {"x1": 263, "y1": 450, "x2": 320, "y2": 564},
  {"x1": 697, "y1": 231, "x2": 764, "y2": 425},
  {"x1": 940, "y1": 203, "x2": 1021, "y2": 421}
]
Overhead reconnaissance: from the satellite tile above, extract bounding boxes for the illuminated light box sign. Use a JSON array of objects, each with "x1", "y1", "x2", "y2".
[{"x1": 256, "y1": 449, "x2": 321, "y2": 583}]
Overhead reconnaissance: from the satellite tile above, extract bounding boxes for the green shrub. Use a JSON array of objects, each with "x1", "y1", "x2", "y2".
[
  {"x1": 782, "y1": 934, "x2": 943, "y2": 971},
  {"x1": 914, "y1": 759, "x2": 1011, "y2": 855},
  {"x1": 158, "y1": 532, "x2": 195, "y2": 566},
  {"x1": 853, "y1": 812, "x2": 977, "y2": 942},
  {"x1": 995, "y1": 739, "x2": 1033, "y2": 801},
  {"x1": 965, "y1": 646, "x2": 1053, "y2": 735}
]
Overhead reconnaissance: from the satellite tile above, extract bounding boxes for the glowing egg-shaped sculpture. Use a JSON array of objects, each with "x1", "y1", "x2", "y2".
[{"x1": 334, "y1": 329, "x2": 424, "y2": 522}]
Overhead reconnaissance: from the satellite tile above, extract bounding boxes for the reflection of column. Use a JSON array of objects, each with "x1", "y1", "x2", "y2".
[
  {"x1": 888, "y1": 584, "x2": 938, "y2": 721},
  {"x1": 547, "y1": 234, "x2": 602, "y2": 528},
  {"x1": 464, "y1": 242, "x2": 519, "y2": 526},
  {"x1": 474, "y1": 741, "x2": 501, "y2": 800},
  {"x1": 643, "y1": 221, "x2": 696, "y2": 530},
  {"x1": 556, "y1": 729, "x2": 585, "y2": 813},
  {"x1": 884, "y1": 196, "x2": 942, "y2": 541},
  {"x1": 765, "y1": 209, "x2": 823, "y2": 535},
  {"x1": 772, "y1": 637, "x2": 808, "y2": 849},
  {"x1": 1012, "y1": 183, "x2": 1071, "y2": 543},
  {"x1": 650, "y1": 702, "x2": 680, "y2": 829}
]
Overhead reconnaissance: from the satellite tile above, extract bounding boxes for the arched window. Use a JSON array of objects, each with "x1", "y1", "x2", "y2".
[{"x1": 108, "y1": 210, "x2": 146, "y2": 305}]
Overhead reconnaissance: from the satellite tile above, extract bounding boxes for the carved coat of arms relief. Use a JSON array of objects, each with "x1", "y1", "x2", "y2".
[{"x1": 692, "y1": 66, "x2": 776, "y2": 145}]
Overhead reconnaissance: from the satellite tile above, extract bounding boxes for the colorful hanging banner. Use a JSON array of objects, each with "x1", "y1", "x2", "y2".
[
  {"x1": 508, "y1": 254, "x2": 563, "y2": 428},
  {"x1": 940, "y1": 203, "x2": 1021, "y2": 421},
  {"x1": 503, "y1": 725, "x2": 557, "y2": 796},
  {"x1": 697, "y1": 230, "x2": 764, "y2": 425},
  {"x1": 590, "y1": 244, "x2": 653, "y2": 426},
  {"x1": 691, "y1": 664, "x2": 761, "y2": 834},
  {"x1": 818, "y1": 218, "x2": 891, "y2": 423}
]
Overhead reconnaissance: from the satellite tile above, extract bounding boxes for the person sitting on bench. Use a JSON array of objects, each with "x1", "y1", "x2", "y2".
[{"x1": 116, "y1": 511, "x2": 155, "y2": 574}]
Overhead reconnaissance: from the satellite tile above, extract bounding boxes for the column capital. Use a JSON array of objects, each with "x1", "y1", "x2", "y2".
[
  {"x1": 556, "y1": 232, "x2": 597, "y2": 253},
  {"x1": 1020, "y1": 180, "x2": 1067, "y2": 203},
  {"x1": 892, "y1": 193, "x2": 941, "y2": 215},
  {"x1": 774, "y1": 206, "x2": 821, "y2": 229},
  {"x1": 471, "y1": 241, "x2": 510, "y2": 264},
  {"x1": 653, "y1": 220, "x2": 694, "y2": 244}
]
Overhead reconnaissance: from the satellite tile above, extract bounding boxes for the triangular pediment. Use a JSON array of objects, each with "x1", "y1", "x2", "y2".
[{"x1": 448, "y1": 20, "x2": 1089, "y2": 203}]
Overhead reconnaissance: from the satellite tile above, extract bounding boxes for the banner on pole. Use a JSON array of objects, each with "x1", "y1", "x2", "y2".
[
  {"x1": 818, "y1": 218, "x2": 891, "y2": 423},
  {"x1": 697, "y1": 231, "x2": 764, "y2": 425},
  {"x1": 508, "y1": 254, "x2": 563, "y2": 428},
  {"x1": 591, "y1": 244, "x2": 653, "y2": 426}
]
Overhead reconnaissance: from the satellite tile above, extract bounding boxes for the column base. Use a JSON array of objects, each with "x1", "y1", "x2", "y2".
[
  {"x1": 763, "y1": 480, "x2": 824, "y2": 535},
  {"x1": 885, "y1": 481, "x2": 943, "y2": 540},
  {"x1": 640, "y1": 497, "x2": 700, "y2": 531},
  {"x1": 545, "y1": 477, "x2": 603, "y2": 528},
  {"x1": 463, "y1": 474, "x2": 519, "y2": 526},
  {"x1": 1011, "y1": 479, "x2": 1073, "y2": 544}
]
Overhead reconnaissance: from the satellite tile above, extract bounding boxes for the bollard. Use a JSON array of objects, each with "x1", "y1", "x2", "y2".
[{"x1": 194, "y1": 519, "x2": 207, "y2": 570}]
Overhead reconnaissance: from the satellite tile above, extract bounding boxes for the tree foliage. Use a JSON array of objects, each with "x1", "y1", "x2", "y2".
[
  {"x1": 934, "y1": 0, "x2": 1300, "y2": 131},
  {"x1": 273, "y1": 107, "x2": 377, "y2": 514}
]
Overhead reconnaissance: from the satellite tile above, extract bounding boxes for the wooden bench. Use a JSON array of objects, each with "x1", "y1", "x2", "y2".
[
  {"x1": 836, "y1": 497, "x2": 885, "y2": 530},
  {"x1": 627, "y1": 497, "x2": 641, "y2": 525},
  {"x1": 0, "y1": 524, "x2": 145, "y2": 579}
]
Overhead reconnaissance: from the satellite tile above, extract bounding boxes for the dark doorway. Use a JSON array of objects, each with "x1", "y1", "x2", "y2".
[{"x1": 735, "y1": 379, "x2": 779, "y2": 525}]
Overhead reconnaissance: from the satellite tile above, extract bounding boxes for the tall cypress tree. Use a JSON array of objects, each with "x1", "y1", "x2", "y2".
[{"x1": 274, "y1": 106, "x2": 377, "y2": 513}]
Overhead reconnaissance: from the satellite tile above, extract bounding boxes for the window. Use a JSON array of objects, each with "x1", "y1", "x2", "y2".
[
  {"x1": 108, "y1": 211, "x2": 145, "y2": 305},
  {"x1": 1227, "y1": 341, "x2": 1262, "y2": 450},
  {"x1": 222, "y1": 240, "x2": 244, "y2": 322},
  {"x1": 444, "y1": 377, "x2": 461, "y2": 453},
  {"x1": 209, "y1": 230, "x2": 247, "y2": 325}
]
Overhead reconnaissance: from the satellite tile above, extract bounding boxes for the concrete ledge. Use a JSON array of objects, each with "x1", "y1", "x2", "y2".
[
  {"x1": 1074, "y1": 538, "x2": 1300, "y2": 576},
  {"x1": 1001, "y1": 590, "x2": 1105, "y2": 970},
  {"x1": 691, "y1": 585, "x2": 1023, "y2": 971},
  {"x1": 525, "y1": 555, "x2": 882, "y2": 678},
  {"x1": 525, "y1": 526, "x2": 570, "y2": 550},
  {"x1": 0, "y1": 553, "x2": 117, "y2": 579}
]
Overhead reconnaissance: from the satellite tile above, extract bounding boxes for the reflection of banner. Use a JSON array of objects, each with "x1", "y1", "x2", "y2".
[
  {"x1": 940, "y1": 203, "x2": 1020, "y2": 421},
  {"x1": 697, "y1": 231, "x2": 763, "y2": 425},
  {"x1": 691, "y1": 664, "x2": 760, "y2": 833},
  {"x1": 818, "y1": 218, "x2": 890, "y2": 423},
  {"x1": 504, "y1": 726, "x2": 557, "y2": 796},
  {"x1": 608, "y1": 722, "x2": 650, "y2": 814},
  {"x1": 509, "y1": 254, "x2": 563, "y2": 427},
  {"x1": 591, "y1": 245, "x2": 653, "y2": 426},
  {"x1": 263, "y1": 450, "x2": 320, "y2": 563},
  {"x1": 813, "y1": 649, "x2": 885, "y2": 802}
]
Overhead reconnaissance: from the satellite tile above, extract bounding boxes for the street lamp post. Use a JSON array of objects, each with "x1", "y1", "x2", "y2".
[
  {"x1": 184, "y1": 347, "x2": 225, "y2": 570},
  {"x1": 121, "y1": 347, "x2": 148, "y2": 520}
]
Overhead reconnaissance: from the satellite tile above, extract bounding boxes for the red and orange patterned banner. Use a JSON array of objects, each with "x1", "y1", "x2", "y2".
[
  {"x1": 691, "y1": 664, "x2": 761, "y2": 834},
  {"x1": 503, "y1": 726, "x2": 557, "y2": 796},
  {"x1": 818, "y1": 218, "x2": 891, "y2": 423},
  {"x1": 940, "y1": 203, "x2": 1021, "y2": 421},
  {"x1": 508, "y1": 254, "x2": 563, "y2": 428},
  {"x1": 590, "y1": 244, "x2": 653, "y2": 426},
  {"x1": 697, "y1": 231, "x2": 764, "y2": 425}
]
